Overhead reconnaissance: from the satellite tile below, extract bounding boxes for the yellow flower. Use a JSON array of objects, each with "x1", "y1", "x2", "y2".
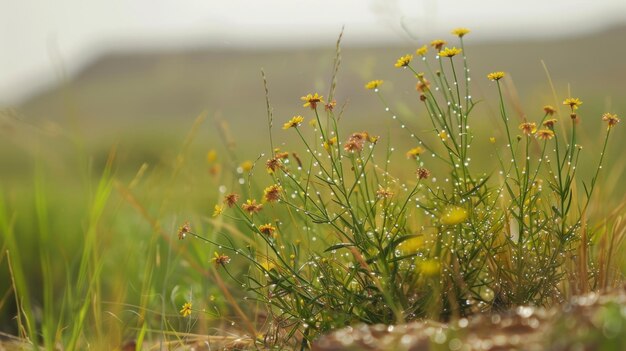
[
  {"x1": 439, "y1": 47, "x2": 462, "y2": 58},
  {"x1": 419, "y1": 259, "x2": 441, "y2": 277},
  {"x1": 400, "y1": 236, "x2": 425, "y2": 254},
  {"x1": 365, "y1": 80, "x2": 384, "y2": 90},
  {"x1": 489, "y1": 137, "x2": 496, "y2": 144},
  {"x1": 430, "y1": 39, "x2": 447, "y2": 50},
  {"x1": 242, "y1": 199, "x2": 263, "y2": 214},
  {"x1": 452, "y1": 27, "x2": 470, "y2": 37},
  {"x1": 263, "y1": 184, "x2": 282, "y2": 203},
  {"x1": 259, "y1": 257, "x2": 276, "y2": 271},
  {"x1": 487, "y1": 71, "x2": 505, "y2": 81},
  {"x1": 211, "y1": 252, "x2": 231, "y2": 266},
  {"x1": 301, "y1": 93, "x2": 324, "y2": 109},
  {"x1": 394, "y1": 54, "x2": 413, "y2": 68},
  {"x1": 518, "y1": 122, "x2": 537, "y2": 136},
  {"x1": 212, "y1": 204, "x2": 224, "y2": 217},
  {"x1": 180, "y1": 302, "x2": 192, "y2": 317},
  {"x1": 543, "y1": 119, "x2": 558, "y2": 128},
  {"x1": 406, "y1": 146, "x2": 425, "y2": 159},
  {"x1": 206, "y1": 149, "x2": 217, "y2": 163},
  {"x1": 323, "y1": 136, "x2": 338, "y2": 151},
  {"x1": 602, "y1": 113, "x2": 620, "y2": 128},
  {"x1": 308, "y1": 119, "x2": 317, "y2": 127},
  {"x1": 416, "y1": 45, "x2": 428, "y2": 56},
  {"x1": 440, "y1": 206, "x2": 468, "y2": 225},
  {"x1": 536, "y1": 129, "x2": 555, "y2": 140},
  {"x1": 283, "y1": 115, "x2": 304, "y2": 130},
  {"x1": 259, "y1": 224, "x2": 277, "y2": 237},
  {"x1": 563, "y1": 97, "x2": 582, "y2": 110},
  {"x1": 240, "y1": 160, "x2": 253, "y2": 172},
  {"x1": 438, "y1": 130, "x2": 448, "y2": 141}
]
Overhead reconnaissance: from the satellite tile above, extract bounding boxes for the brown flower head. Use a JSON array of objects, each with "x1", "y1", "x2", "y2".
[
  {"x1": 265, "y1": 157, "x2": 282, "y2": 174},
  {"x1": 242, "y1": 199, "x2": 263, "y2": 215},
  {"x1": 416, "y1": 168, "x2": 431, "y2": 180},
  {"x1": 518, "y1": 122, "x2": 537, "y2": 136},
  {"x1": 543, "y1": 105, "x2": 556, "y2": 116},
  {"x1": 325, "y1": 100, "x2": 337, "y2": 112},
  {"x1": 258, "y1": 224, "x2": 277, "y2": 237},
  {"x1": 543, "y1": 119, "x2": 558, "y2": 129},
  {"x1": 263, "y1": 184, "x2": 282, "y2": 203},
  {"x1": 177, "y1": 221, "x2": 191, "y2": 240},
  {"x1": 602, "y1": 113, "x2": 620, "y2": 128},
  {"x1": 430, "y1": 39, "x2": 447, "y2": 50},
  {"x1": 376, "y1": 186, "x2": 394, "y2": 199},
  {"x1": 212, "y1": 252, "x2": 231, "y2": 267},
  {"x1": 224, "y1": 193, "x2": 240, "y2": 208},
  {"x1": 416, "y1": 79, "x2": 431, "y2": 93}
]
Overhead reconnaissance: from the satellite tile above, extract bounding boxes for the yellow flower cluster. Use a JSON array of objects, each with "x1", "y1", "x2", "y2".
[{"x1": 439, "y1": 47, "x2": 462, "y2": 58}]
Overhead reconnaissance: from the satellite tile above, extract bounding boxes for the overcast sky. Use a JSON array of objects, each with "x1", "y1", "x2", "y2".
[{"x1": 2, "y1": 0, "x2": 626, "y2": 105}]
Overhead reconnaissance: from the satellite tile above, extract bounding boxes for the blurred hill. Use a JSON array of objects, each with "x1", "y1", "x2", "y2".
[{"x1": 3, "y1": 25, "x2": 626, "y2": 180}]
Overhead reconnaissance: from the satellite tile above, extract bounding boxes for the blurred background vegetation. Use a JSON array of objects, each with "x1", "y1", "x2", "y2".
[{"x1": 1, "y1": 3, "x2": 626, "y2": 347}]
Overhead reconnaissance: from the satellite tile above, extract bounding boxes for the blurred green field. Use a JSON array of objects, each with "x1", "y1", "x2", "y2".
[{"x1": 1, "y1": 26, "x2": 626, "y2": 348}]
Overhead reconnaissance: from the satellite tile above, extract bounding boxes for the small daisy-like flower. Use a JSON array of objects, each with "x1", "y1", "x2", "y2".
[
  {"x1": 180, "y1": 302, "x2": 192, "y2": 317},
  {"x1": 416, "y1": 79, "x2": 431, "y2": 93},
  {"x1": 430, "y1": 39, "x2": 447, "y2": 50},
  {"x1": 439, "y1": 130, "x2": 448, "y2": 141},
  {"x1": 376, "y1": 186, "x2": 394, "y2": 199},
  {"x1": 536, "y1": 129, "x2": 555, "y2": 140},
  {"x1": 487, "y1": 71, "x2": 505, "y2": 81},
  {"x1": 519, "y1": 122, "x2": 537, "y2": 136},
  {"x1": 323, "y1": 136, "x2": 338, "y2": 151},
  {"x1": 177, "y1": 221, "x2": 191, "y2": 240},
  {"x1": 563, "y1": 97, "x2": 582, "y2": 110},
  {"x1": 265, "y1": 157, "x2": 282, "y2": 174},
  {"x1": 224, "y1": 193, "x2": 239, "y2": 208},
  {"x1": 301, "y1": 93, "x2": 324, "y2": 109},
  {"x1": 283, "y1": 115, "x2": 304, "y2": 130},
  {"x1": 206, "y1": 149, "x2": 217, "y2": 163},
  {"x1": 263, "y1": 184, "x2": 282, "y2": 203},
  {"x1": 440, "y1": 206, "x2": 468, "y2": 225},
  {"x1": 406, "y1": 146, "x2": 425, "y2": 159},
  {"x1": 394, "y1": 54, "x2": 413, "y2": 68},
  {"x1": 451, "y1": 27, "x2": 470, "y2": 37},
  {"x1": 543, "y1": 119, "x2": 558, "y2": 128},
  {"x1": 258, "y1": 224, "x2": 277, "y2": 237},
  {"x1": 439, "y1": 47, "x2": 462, "y2": 58},
  {"x1": 416, "y1": 45, "x2": 428, "y2": 56},
  {"x1": 242, "y1": 199, "x2": 263, "y2": 215},
  {"x1": 211, "y1": 252, "x2": 231, "y2": 267},
  {"x1": 324, "y1": 100, "x2": 337, "y2": 112},
  {"x1": 543, "y1": 105, "x2": 556, "y2": 115},
  {"x1": 368, "y1": 134, "x2": 380, "y2": 144},
  {"x1": 416, "y1": 167, "x2": 431, "y2": 180},
  {"x1": 212, "y1": 204, "x2": 224, "y2": 217},
  {"x1": 240, "y1": 160, "x2": 253, "y2": 172},
  {"x1": 365, "y1": 80, "x2": 384, "y2": 90},
  {"x1": 602, "y1": 113, "x2": 620, "y2": 128}
]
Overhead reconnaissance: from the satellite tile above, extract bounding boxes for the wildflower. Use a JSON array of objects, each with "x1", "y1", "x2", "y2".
[
  {"x1": 242, "y1": 199, "x2": 263, "y2": 215},
  {"x1": 452, "y1": 27, "x2": 470, "y2": 38},
  {"x1": 265, "y1": 157, "x2": 282, "y2": 173},
  {"x1": 543, "y1": 105, "x2": 556, "y2": 115},
  {"x1": 416, "y1": 167, "x2": 431, "y2": 180},
  {"x1": 283, "y1": 115, "x2": 304, "y2": 130},
  {"x1": 240, "y1": 160, "x2": 253, "y2": 172},
  {"x1": 301, "y1": 93, "x2": 324, "y2": 109},
  {"x1": 439, "y1": 47, "x2": 462, "y2": 58},
  {"x1": 206, "y1": 149, "x2": 217, "y2": 163},
  {"x1": 487, "y1": 71, "x2": 505, "y2": 81},
  {"x1": 325, "y1": 100, "x2": 337, "y2": 112},
  {"x1": 602, "y1": 113, "x2": 620, "y2": 128},
  {"x1": 308, "y1": 119, "x2": 317, "y2": 127},
  {"x1": 440, "y1": 206, "x2": 468, "y2": 225},
  {"x1": 376, "y1": 186, "x2": 394, "y2": 199},
  {"x1": 401, "y1": 236, "x2": 424, "y2": 253},
  {"x1": 519, "y1": 122, "x2": 537, "y2": 136},
  {"x1": 394, "y1": 54, "x2": 413, "y2": 68},
  {"x1": 211, "y1": 252, "x2": 231, "y2": 267},
  {"x1": 430, "y1": 39, "x2": 447, "y2": 50},
  {"x1": 419, "y1": 259, "x2": 441, "y2": 277},
  {"x1": 536, "y1": 129, "x2": 555, "y2": 140},
  {"x1": 224, "y1": 193, "x2": 239, "y2": 208},
  {"x1": 543, "y1": 119, "x2": 558, "y2": 128},
  {"x1": 439, "y1": 131, "x2": 448, "y2": 141},
  {"x1": 259, "y1": 257, "x2": 275, "y2": 271},
  {"x1": 323, "y1": 136, "x2": 338, "y2": 151},
  {"x1": 177, "y1": 221, "x2": 191, "y2": 240},
  {"x1": 416, "y1": 79, "x2": 431, "y2": 93},
  {"x1": 416, "y1": 45, "x2": 428, "y2": 56},
  {"x1": 563, "y1": 97, "x2": 582, "y2": 110},
  {"x1": 263, "y1": 184, "x2": 282, "y2": 203},
  {"x1": 343, "y1": 140, "x2": 363, "y2": 153},
  {"x1": 489, "y1": 137, "x2": 496, "y2": 144},
  {"x1": 275, "y1": 151, "x2": 289, "y2": 159},
  {"x1": 180, "y1": 302, "x2": 192, "y2": 317},
  {"x1": 406, "y1": 146, "x2": 425, "y2": 159},
  {"x1": 212, "y1": 204, "x2": 224, "y2": 217},
  {"x1": 259, "y1": 224, "x2": 277, "y2": 237},
  {"x1": 368, "y1": 134, "x2": 380, "y2": 144},
  {"x1": 365, "y1": 80, "x2": 384, "y2": 90}
]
